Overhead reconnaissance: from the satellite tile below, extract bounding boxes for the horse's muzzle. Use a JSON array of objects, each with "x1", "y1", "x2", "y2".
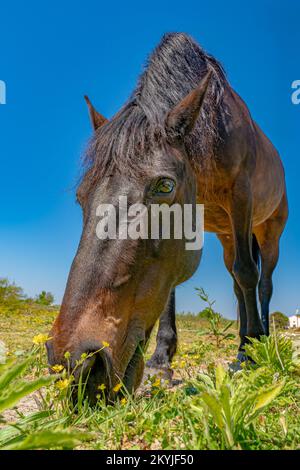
[{"x1": 47, "y1": 339, "x2": 113, "y2": 405}]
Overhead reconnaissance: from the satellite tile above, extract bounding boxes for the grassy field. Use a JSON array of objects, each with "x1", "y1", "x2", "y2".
[{"x1": 1, "y1": 307, "x2": 300, "y2": 450}]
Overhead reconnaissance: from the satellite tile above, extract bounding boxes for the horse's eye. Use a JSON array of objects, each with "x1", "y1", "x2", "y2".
[{"x1": 153, "y1": 178, "x2": 176, "y2": 195}]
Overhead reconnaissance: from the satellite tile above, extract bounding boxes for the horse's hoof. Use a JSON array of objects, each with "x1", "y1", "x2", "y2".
[
  {"x1": 144, "y1": 364, "x2": 173, "y2": 383},
  {"x1": 146, "y1": 356, "x2": 163, "y2": 369},
  {"x1": 228, "y1": 360, "x2": 243, "y2": 373},
  {"x1": 237, "y1": 351, "x2": 248, "y2": 363},
  {"x1": 229, "y1": 351, "x2": 255, "y2": 373},
  {"x1": 228, "y1": 351, "x2": 247, "y2": 372}
]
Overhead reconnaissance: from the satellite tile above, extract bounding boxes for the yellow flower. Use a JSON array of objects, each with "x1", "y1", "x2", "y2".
[
  {"x1": 51, "y1": 364, "x2": 64, "y2": 373},
  {"x1": 56, "y1": 379, "x2": 71, "y2": 391},
  {"x1": 113, "y1": 383, "x2": 122, "y2": 393},
  {"x1": 102, "y1": 341, "x2": 110, "y2": 348},
  {"x1": 152, "y1": 378, "x2": 161, "y2": 388},
  {"x1": 32, "y1": 334, "x2": 50, "y2": 345},
  {"x1": 179, "y1": 360, "x2": 186, "y2": 368},
  {"x1": 98, "y1": 383, "x2": 106, "y2": 391},
  {"x1": 64, "y1": 351, "x2": 71, "y2": 359},
  {"x1": 120, "y1": 398, "x2": 127, "y2": 405}
]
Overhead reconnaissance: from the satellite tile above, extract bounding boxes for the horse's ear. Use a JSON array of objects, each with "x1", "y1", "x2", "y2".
[
  {"x1": 165, "y1": 71, "x2": 212, "y2": 142},
  {"x1": 84, "y1": 95, "x2": 108, "y2": 131}
]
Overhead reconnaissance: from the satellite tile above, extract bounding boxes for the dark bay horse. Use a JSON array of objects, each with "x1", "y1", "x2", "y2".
[{"x1": 47, "y1": 33, "x2": 288, "y2": 402}]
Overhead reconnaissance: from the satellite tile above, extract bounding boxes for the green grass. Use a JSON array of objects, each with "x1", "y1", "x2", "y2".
[{"x1": 1, "y1": 308, "x2": 300, "y2": 450}]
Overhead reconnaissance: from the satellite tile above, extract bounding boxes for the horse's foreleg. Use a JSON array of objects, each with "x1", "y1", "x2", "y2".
[
  {"x1": 254, "y1": 194, "x2": 288, "y2": 335},
  {"x1": 146, "y1": 289, "x2": 177, "y2": 369},
  {"x1": 217, "y1": 234, "x2": 248, "y2": 354},
  {"x1": 258, "y1": 255, "x2": 276, "y2": 336},
  {"x1": 230, "y1": 176, "x2": 265, "y2": 340}
]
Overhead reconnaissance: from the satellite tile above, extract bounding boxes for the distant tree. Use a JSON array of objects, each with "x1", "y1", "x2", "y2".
[
  {"x1": 270, "y1": 311, "x2": 289, "y2": 329},
  {"x1": 0, "y1": 278, "x2": 25, "y2": 306},
  {"x1": 35, "y1": 291, "x2": 54, "y2": 306}
]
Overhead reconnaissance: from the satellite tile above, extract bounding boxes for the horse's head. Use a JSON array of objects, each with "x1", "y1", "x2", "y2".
[{"x1": 47, "y1": 73, "x2": 210, "y2": 403}]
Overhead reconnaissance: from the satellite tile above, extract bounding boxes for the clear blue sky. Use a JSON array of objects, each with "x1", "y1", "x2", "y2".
[{"x1": 0, "y1": 0, "x2": 299, "y2": 318}]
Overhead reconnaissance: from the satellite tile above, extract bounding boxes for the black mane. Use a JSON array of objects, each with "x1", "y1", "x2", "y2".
[{"x1": 83, "y1": 32, "x2": 228, "y2": 185}]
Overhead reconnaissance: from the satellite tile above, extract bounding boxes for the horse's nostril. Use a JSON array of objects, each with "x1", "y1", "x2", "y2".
[
  {"x1": 72, "y1": 348, "x2": 112, "y2": 405},
  {"x1": 46, "y1": 339, "x2": 64, "y2": 372},
  {"x1": 75, "y1": 354, "x2": 97, "y2": 379},
  {"x1": 46, "y1": 339, "x2": 56, "y2": 366},
  {"x1": 85, "y1": 352, "x2": 112, "y2": 404}
]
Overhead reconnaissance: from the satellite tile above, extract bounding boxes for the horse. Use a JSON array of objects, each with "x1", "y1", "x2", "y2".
[{"x1": 47, "y1": 33, "x2": 288, "y2": 402}]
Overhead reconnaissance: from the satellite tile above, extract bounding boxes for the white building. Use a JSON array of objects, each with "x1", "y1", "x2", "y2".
[{"x1": 289, "y1": 315, "x2": 300, "y2": 328}]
